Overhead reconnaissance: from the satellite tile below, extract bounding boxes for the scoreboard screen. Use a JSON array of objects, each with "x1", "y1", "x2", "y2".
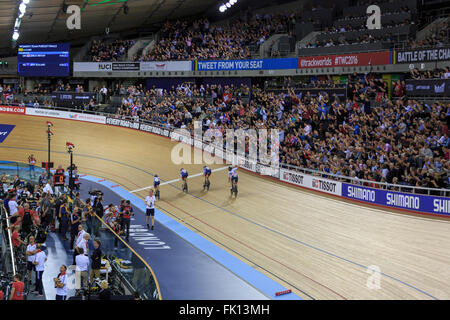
[{"x1": 18, "y1": 43, "x2": 70, "y2": 77}]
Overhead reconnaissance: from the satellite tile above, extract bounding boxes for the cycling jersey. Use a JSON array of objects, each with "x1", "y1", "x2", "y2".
[{"x1": 180, "y1": 169, "x2": 188, "y2": 179}]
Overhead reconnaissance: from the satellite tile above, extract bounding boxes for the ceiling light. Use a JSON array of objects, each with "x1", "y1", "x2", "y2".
[
  {"x1": 219, "y1": 5, "x2": 226, "y2": 12},
  {"x1": 225, "y1": 2, "x2": 231, "y2": 8},
  {"x1": 23, "y1": 0, "x2": 30, "y2": 4},
  {"x1": 230, "y1": 0, "x2": 237, "y2": 4},
  {"x1": 12, "y1": 31, "x2": 19, "y2": 40}
]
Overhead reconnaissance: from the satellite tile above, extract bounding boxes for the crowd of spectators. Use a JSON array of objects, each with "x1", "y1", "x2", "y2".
[
  {"x1": 112, "y1": 75, "x2": 450, "y2": 191},
  {"x1": 408, "y1": 67, "x2": 450, "y2": 80},
  {"x1": 0, "y1": 168, "x2": 140, "y2": 299},
  {"x1": 334, "y1": 7, "x2": 413, "y2": 24},
  {"x1": 404, "y1": 21, "x2": 450, "y2": 49},
  {"x1": 89, "y1": 39, "x2": 135, "y2": 62},
  {"x1": 135, "y1": 12, "x2": 291, "y2": 61}
]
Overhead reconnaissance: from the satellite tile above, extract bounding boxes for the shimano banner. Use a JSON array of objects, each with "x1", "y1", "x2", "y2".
[
  {"x1": 342, "y1": 184, "x2": 450, "y2": 216},
  {"x1": 405, "y1": 79, "x2": 450, "y2": 97}
]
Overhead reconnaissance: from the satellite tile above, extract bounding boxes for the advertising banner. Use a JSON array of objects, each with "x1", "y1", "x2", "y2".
[
  {"x1": 26, "y1": 108, "x2": 106, "y2": 124},
  {"x1": 395, "y1": 47, "x2": 450, "y2": 63},
  {"x1": 405, "y1": 79, "x2": 450, "y2": 97},
  {"x1": 298, "y1": 51, "x2": 391, "y2": 68},
  {"x1": 105, "y1": 117, "x2": 139, "y2": 129},
  {"x1": 280, "y1": 168, "x2": 342, "y2": 196},
  {"x1": 0, "y1": 106, "x2": 26, "y2": 114},
  {"x1": 51, "y1": 92, "x2": 96, "y2": 106},
  {"x1": 111, "y1": 62, "x2": 140, "y2": 71},
  {"x1": 342, "y1": 183, "x2": 450, "y2": 216},
  {"x1": 139, "y1": 123, "x2": 171, "y2": 137},
  {"x1": 0, "y1": 124, "x2": 15, "y2": 143},
  {"x1": 140, "y1": 61, "x2": 192, "y2": 72},
  {"x1": 195, "y1": 58, "x2": 298, "y2": 71},
  {"x1": 73, "y1": 61, "x2": 193, "y2": 72}
]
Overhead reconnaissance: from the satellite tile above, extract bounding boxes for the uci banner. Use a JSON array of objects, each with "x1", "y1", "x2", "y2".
[
  {"x1": 195, "y1": 58, "x2": 298, "y2": 71},
  {"x1": 342, "y1": 183, "x2": 450, "y2": 216},
  {"x1": 73, "y1": 61, "x2": 192, "y2": 72}
]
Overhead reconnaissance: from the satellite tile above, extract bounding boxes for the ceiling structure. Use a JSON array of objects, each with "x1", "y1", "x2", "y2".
[{"x1": 0, "y1": 0, "x2": 220, "y2": 54}]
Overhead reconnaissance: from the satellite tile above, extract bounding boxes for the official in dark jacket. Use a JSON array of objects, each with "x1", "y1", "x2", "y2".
[{"x1": 90, "y1": 239, "x2": 102, "y2": 283}]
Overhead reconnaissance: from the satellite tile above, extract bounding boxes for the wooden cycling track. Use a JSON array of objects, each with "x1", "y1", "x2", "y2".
[{"x1": 1, "y1": 113, "x2": 449, "y2": 300}]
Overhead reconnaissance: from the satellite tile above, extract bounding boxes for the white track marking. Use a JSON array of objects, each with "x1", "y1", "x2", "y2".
[{"x1": 130, "y1": 166, "x2": 230, "y2": 193}]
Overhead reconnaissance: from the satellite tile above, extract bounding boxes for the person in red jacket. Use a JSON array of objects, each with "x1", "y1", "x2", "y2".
[
  {"x1": 10, "y1": 274, "x2": 24, "y2": 300},
  {"x1": 120, "y1": 200, "x2": 133, "y2": 241}
]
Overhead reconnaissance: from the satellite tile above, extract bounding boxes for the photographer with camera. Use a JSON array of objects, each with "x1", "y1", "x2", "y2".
[{"x1": 54, "y1": 265, "x2": 68, "y2": 300}]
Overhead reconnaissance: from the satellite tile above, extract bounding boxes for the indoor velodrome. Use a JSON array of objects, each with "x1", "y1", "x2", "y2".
[{"x1": 1, "y1": 113, "x2": 449, "y2": 300}]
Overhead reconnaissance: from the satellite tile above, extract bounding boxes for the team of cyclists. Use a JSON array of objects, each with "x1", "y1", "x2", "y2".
[{"x1": 150, "y1": 165, "x2": 239, "y2": 199}]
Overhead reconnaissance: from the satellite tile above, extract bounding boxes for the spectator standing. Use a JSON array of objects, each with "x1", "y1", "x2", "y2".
[
  {"x1": 43, "y1": 179, "x2": 53, "y2": 195},
  {"x1": 59, "y1": 202, "x2": 69, "y2": 241},
  {"x1": 54, "y1": 265, "x2": 68, "y2": 300},
  {"x1": 120, "y1": 200, "x2": 133, "y2": 241},
  {"x1": 90, "y1": 240, "x2": 102, "y2": 283},
  {"x1": 93, "y1": 195, "x2": 104, "y2": 237},
  {"x1": 100, "y1": 86, "x2": 108, "y2": 104},
  {"x1": 8, "y1": 194, "x2": 18, "y2": 217},
  {"x1": 26, "y1": 235, "x2": 38, "y2": 285},
  {"x1": 11, "y1": 225, "x2": 26, "y2": 249},
  {"x1": 10, "y1": 274, "x2": 25, "y2": 300},
  {"x1": 69, "y1": 207, "x2": 81, "y2": 250},
  {"x1": 32, "y1": 244, "x2": 47, "y2": 297},
  {"x1": 73, "y1": 226, "x2": 87, "y2": 265},
  {"x1": 75, "y1": 247, "x2": 89, "y2": 294}
]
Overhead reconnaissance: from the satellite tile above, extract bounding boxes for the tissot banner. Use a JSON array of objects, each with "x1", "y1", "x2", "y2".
[
  {"x1": 395, "y1": 47, "x2": 450, "y2": 63},
  {"x1": 342, "y1": 183, "x2": 450, "y2": 216}
]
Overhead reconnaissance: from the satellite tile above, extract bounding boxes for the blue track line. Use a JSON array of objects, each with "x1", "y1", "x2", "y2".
[{"x1": 0, "y1": 145, "x2": 439, "y2": 299}]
